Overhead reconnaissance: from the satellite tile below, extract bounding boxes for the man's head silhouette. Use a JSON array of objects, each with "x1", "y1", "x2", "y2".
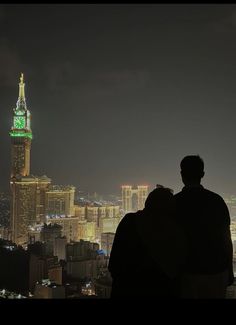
[{"x1": 180, "y1": 155, "x2": 205, "y2": 186}]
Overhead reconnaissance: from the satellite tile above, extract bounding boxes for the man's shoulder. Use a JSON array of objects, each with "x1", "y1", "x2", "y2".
[
  {"x1": 174, "y1": 187, "x2": 226, "y2": 204},
  {"x1": 174, "y1": 187, "x2": 222, "y2": 197},
  {"x1": 201, "y1": 188, "x2": 224, "y2": 201}
]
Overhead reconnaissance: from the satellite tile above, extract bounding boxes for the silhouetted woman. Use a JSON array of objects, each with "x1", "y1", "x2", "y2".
[{"x1": 108, "y1": 186, "x2": 187, "y2": 298}]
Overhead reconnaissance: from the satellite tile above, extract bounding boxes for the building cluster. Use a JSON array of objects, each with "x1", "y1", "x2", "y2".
[
  {"x1": 27, "y1": 238, "x2": 109, "y2": 298},
  {"x1": 0, "y1": 288, "x2": 27, "y2": 299},
  {"x1": 1, "y1": 74, "x2": 149, "y2": 298},
  {"x1": 5, "y1": 74, "x2": 236, "y2": 299},
  {"x1": 10, "y1": 177, "x2": 122, "y2": 248}
]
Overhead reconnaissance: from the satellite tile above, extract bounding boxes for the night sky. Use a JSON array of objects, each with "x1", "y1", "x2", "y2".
[{"x1": 1, "y1": 4, "x2": 236, "y2": 196}]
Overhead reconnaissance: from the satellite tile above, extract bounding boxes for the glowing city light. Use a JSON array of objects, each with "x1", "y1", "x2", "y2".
[{"x1": 10, "y1": 131, "x2": 32, "y2": 139}]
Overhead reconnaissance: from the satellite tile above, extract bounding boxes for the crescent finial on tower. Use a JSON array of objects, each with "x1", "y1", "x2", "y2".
[
  {"x1": 20, "y1": 73, "x2": 24, "y2": 85},
  {"x1": 18, "y1": 72, "x2": 26, "y2": 103}
]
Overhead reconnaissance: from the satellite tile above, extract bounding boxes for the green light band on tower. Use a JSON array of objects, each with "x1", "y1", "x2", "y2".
[{"x1": 10, "y1": 131, "x2": 33, "y2": 139}]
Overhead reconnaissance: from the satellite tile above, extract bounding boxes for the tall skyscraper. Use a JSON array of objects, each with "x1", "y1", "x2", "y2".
[
  {"x1": 10, "y1": 73, "x2": 32, "y2": 178},
  {"x1": 121, "y1": 185, "x2": 132, "y2": 212},
  {"x1": 10, "y1": 74, "x2": 51, "y2": 246},
  {"x1": 121, "y1": 185, "x2": 149, "y2": 213},
  {"x1": 137, "y1": 185, "x2": 149, "y2": 211}
]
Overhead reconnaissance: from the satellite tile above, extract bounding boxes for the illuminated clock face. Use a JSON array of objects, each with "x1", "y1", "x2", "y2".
[{"x1": 14, "y1": 116, "x2": 25, "y2": 129}]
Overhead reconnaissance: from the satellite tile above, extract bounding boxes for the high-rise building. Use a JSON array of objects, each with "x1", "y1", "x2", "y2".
[
  {"x1": 45, "y1": 185, "x2": 75, "y2": 217},
  {"x1": 47, "y1": 216, "x2": 80, "y2": 242},
  {"x1": 121, "y1": 185, "x2": 132, "y2": 212},
  {"x1": 66, "y1": 240, "x2": 106, "y2": 280},
  {"x1": 9, "y1": 75, "x2": 51, "y2": 246},
  {"x1": 77, "y1": 221, "x2": 96, "y2": 243},
  {"x1": 10, "y1": 73, "x2": 32, "y2": 178},
  {"x1": 121, "y1": 185, "x2": 149, "y2": 213},
  {"x1": 29, "y1": 253, "x2": 61, "y2": 293},
  {"x1": 10, "y1": 175, "x2": 51, "y2": 246},
  {"x1": 40, "y1": 223, "x2": 62, "y2": 255},
  {"x1": 74, "y1": 205, "x2": 86, "y2": 220},
  {"x1": 100, "y1": 217, "x2": 121, "y2": 234},
  {"x1": 86, "y1": 206, "x2": 99, "y2": 224},
  {"x1": 66, "y1": 240, "x2": 99, "y2": 261}
]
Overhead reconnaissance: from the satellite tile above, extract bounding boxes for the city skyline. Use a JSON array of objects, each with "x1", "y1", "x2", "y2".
[{"x1": 1, "y1": 4, "x2": 236, "y2": 196}]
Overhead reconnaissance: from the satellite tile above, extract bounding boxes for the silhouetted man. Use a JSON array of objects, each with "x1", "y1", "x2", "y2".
[{"x1": 174, "y1": 155, "x2": 234, "y2": 298}]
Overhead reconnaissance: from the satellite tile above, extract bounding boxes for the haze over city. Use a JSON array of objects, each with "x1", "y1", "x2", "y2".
[{"x1": 1, "y1": 4, "x2": 236, "y2": 196}]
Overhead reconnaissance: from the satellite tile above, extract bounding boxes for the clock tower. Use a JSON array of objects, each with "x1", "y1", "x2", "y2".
[{"x1": 10, "y1": 73, "x2": 32, "y2": 178}]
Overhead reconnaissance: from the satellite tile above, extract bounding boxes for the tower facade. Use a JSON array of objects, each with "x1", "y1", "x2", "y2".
[
  {"x1": 11, "y1": 176, "x2": 51, "y2": 245},
  {"x1": 10, "y1": 73, "x2": 32, "y2": 178},
  {"x1": 121, "y1": 185, "x2": 149, "y2": 213},
  {"x1": 9, "y1": 74, "x2": 51, "y2": 246},
  {"x1": 121, "y1": 185, "x2": 132, "y2": 212},
  {"x1": 137, "y1": 185, "x2": 149, "y2": 211}
]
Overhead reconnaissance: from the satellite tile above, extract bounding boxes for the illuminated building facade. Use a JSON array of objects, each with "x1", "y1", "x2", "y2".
[
  {"x1": 11, "y1": 175, "x2": 51, "y2": 246},
  {"x1": 10, "y1": 74, "x2": 32, "y2": 178},
  {"x1": 106, "y1": 205, "x2": 120, "y2": 218},
  {"x1": 45, "y1": 185, "x2": 75, "y2": 217},
  {"x1": 10, "y1": 75, "x2": 51, "y2": 246},
  {"x1": 74, "y1": 205, "x2": 86, "y2": 220},
  {"x1": 86, "y1": 206, "x2": 99, "y2": 224},
  {"x1": 121, "y1": 185, "x2": 149, "y2": 212},
  {"x1": 46, "y1": 216, "x2": 98, "y2": 243},
  {"x1": 85, "y1": 205, "x2": 119, "y2": 243},
  {"x1": 10, "y1": 74, "x2": 32, "y2": 245},
  {"x1": 78, "y1": 220, "x2": 96, "y2": 242},
  {"x1": 100, "y1": 217, "x2": 121, "y2": 234},
  {"x1": 47, "y1": 216, "x2": 80, "y2": 242},
  {"x1": 85, "y1": 205, "x2": 120, "y2": 226}
]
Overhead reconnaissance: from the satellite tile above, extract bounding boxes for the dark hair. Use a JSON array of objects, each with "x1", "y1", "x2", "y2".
[
  {"x1": 145, "y1": 187, "x2": 173, "y2": 211},
  {"x1": 180, "y1": 155, "x2": 204, "y2": 179}
]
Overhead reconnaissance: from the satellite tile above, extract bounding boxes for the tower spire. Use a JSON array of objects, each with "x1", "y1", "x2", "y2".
[
  {"x1": 19, "y1": 73, "x2": 25, "y2": 100},
  {"x1": 16, "y1": 72, "x2": 27, "y2": 110}
]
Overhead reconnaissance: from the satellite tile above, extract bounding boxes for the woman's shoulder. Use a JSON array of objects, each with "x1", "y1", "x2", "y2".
[{"x1": 121, "y1": 211, "x2": 142, "y2": 223}]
